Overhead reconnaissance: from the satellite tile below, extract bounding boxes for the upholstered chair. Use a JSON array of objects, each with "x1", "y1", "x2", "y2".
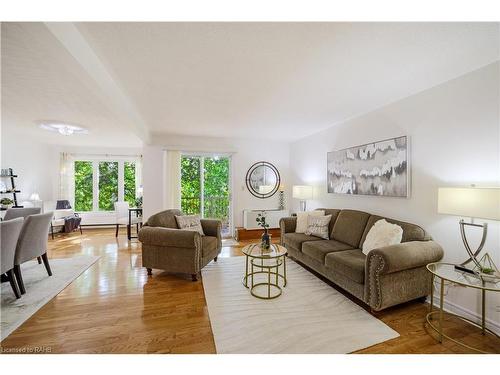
[
  {"x1": 138, "y1": 209, "x2": 222, "y2": 281},
  {"x1": 43, "y1": 200, "x2": 82, "y2": 239},
  {"x1": 14, "y1": 212, "x2": 54, "y2": 294},
  {"x1": 1, "y1": 217, "x2": 25, "y2": 298},
  {"x1": 4, "y1": 207, "x2": 41, "y2": 221},
  {"x1": 114, "y1": 201, "x2": 142, "y2": 239}
]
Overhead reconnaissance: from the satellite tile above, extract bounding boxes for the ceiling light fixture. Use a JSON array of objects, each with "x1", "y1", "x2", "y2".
[{"x1": 38, "y1": 122, "x2": 89, "y2": 136}]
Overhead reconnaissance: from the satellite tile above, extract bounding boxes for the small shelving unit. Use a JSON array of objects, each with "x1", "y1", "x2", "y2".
[{"x1": 0, "y1": 168, "x2": 23, "y2": 210}]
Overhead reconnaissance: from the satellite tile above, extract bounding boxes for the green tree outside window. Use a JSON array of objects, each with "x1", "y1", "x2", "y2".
[
  {"x1": 99, "y1": 161, "x2": 118, "y2": 211},
  {"x1": 124, "y1": 162, "x2": 136, "y2": 207},
  {"x1": 204, "y1": 157, "x2": 229, "y2": 223},
  {"x1": 181, "y1": 156, "x2": 201, "y2": 215},
  {"x1": 180, "y1": 156, "x2": 229, "y2": 226},
  {"x1": 74, "y1": 161, "x2": 93, "y2": 211}
]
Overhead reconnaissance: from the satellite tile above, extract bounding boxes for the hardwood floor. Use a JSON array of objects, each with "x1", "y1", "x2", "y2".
[{"x1": 1, "y1": 228, "x2": 498, "y2": 354}]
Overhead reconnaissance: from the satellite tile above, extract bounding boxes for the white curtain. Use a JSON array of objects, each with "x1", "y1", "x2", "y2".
[
  {"x1": 164, "y1": 150, "x2": 181, "y2": 209},
  {"x1": 59, "y1": 152, "x2": 75, "y2": 207},
  {"x1": 135, "y1": 155, "x2": 143, "y2": 196}
]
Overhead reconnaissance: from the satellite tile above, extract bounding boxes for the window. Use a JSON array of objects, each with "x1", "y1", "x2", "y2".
[
  {"x1": 98, "y1": 161, "x2": 119, "y2": 211},
  {"x1": 180, "y1": 156, "x2": 201, "y2": 215},
  {"x1": 74, "y1": 161, "x2": 93, "y2": 212},
  {"x1": 180, "y1": 155, "x2": 231, "y2": 236},
  {"x1": 124, "y1": 162, "x2": 136, "y2": 207},
  {"x1": 73, "y1": 158, "x2": 140, "y2": 212}
]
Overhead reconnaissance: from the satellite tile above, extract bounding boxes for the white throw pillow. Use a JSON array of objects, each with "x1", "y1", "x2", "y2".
[
  {"x1": 175, "y1": 214, "x2": 205, "y2": 235},
  {"x1": 362, "y1": 219, "x2": 403, "y2": 255},
  {"x1": 305, "y1": 214, "x2": 332, "y2": 239},
  {"x1": 295, "y1": 210, "x2": 325, "y2": 233}
]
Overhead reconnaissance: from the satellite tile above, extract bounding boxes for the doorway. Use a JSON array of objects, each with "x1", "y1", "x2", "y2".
[{"x1": 180, "y1": 154, "x2": 232, "y2": 238}]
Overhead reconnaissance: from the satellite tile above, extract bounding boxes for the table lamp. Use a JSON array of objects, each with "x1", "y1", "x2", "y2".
[
  {"x1": 292, "y1": 185, "x2": 313, "y2": 211},
  {"x1": 438, "y1": 186, "x2": 500, "y2": 271},
  {"x1": 30, "y1": 192, "x2": 42, "y2": 208}
]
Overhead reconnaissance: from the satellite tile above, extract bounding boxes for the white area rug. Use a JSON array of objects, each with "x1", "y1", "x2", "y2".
[
  {"x1": 202, "y1": 256, "x2": 399, "y2": 353},
  {"x1": 1, "y1": 256, "x2": 100, "y2": 340}
]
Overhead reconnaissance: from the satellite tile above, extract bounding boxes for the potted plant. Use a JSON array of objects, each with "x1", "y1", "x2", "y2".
[
  {"x1": 1, "y1": 197, "x2": 14, "y2": 209},
  {"x1": 135, "y1": 196, "x2": 143, "y2": 209},
  {"x1": 256, "y1": 213, "x2": 271, "y2": 250}
]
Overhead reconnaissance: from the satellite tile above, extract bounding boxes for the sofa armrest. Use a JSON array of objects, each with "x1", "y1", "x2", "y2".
[
  {"x1": 200, "y1": 219, "x2": 222, "y2": 238},
  {"x1": 366, "y1": 240, "x2": 444, "y2": 275},
  {"x1": 138, "y1": 226, "x2": 202, "y2": 249},
  {"x1": 279, "y1": 217, "x2": 297, "y2": 245},
  {"x1": 279, "y1": 217, "x2": 297, "y2": 233},
  {"x1": 365, "y1": 240, "x2": 444, "y2": 311},
  {"x1": 201, "y1": 219, "x2": 222, "y2": 251}
]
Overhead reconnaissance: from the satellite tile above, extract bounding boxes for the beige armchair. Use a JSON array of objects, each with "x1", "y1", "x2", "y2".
[{"x1": 138, "y1": 209, "x2": 222, "y2": 281}]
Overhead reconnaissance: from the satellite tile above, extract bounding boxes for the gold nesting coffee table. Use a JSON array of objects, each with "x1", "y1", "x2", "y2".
[{"x1": 242, "y1": 243, "x2": 287, "y2": 299}]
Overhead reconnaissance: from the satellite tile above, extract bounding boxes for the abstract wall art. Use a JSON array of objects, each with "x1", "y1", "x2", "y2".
[{"x1": 327, "y1": 136, "x2": 409, "y2": 197}]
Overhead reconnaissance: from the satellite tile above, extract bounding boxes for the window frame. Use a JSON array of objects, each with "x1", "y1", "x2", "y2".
[{"x1": 73, "y1": 156, "x2": 140, "y2": 213}]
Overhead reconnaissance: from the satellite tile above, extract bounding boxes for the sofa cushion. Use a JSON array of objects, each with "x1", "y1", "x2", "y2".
[
  {"x1": 305, "y1": 214, "x2": 332, "y2": 239},
  {"x1": 175, "y1": 214, "x2": 205, "y2": 235},
  {"x1": 283, "y1": 232, "x2": 323, "y2": 251},
  {"x1": 202, "y1": 236, "x2": 218, "y2": 256},
  {"x1": 331, "y1": 210, "x2": 371, "y2": 248},
  {"x1": 325, "y1": 249, "x2": 366, "y2": 284},
  {"x1": 146, "y1": 209, "x2": 182, "y2": 228},
  {"x1": 302, "y1": 240, "x2": 354, "y2": 263},
  {"x1": 359, "y1": 215, "x2": 430, "y2": 248},
  {"x1": 296, "y1": 210, "x2": 325, "y2": 233},
  {"x1": 318, "y1": 208, "x2": 341, "y2": 236}
]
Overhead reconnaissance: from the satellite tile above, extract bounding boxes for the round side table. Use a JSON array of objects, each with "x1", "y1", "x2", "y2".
[
  {"x1": 426, "y1": 262, "x2": 500, "y2": 353},
  {"x1": 242, "y1": 243, "x2": 287, "y2": 300}
]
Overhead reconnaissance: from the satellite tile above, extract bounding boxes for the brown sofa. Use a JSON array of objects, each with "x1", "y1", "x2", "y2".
[
  {"x1": 280, "y1": 209, "x2": 443, "y2": 311},
  {"x1": 138, "y1": 209, "x2": 222, "y2": 281}
]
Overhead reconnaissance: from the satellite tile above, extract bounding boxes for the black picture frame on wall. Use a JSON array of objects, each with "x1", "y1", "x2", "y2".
[{"x1": 245, "y1": 161, "x2": 281, "y2": 199}]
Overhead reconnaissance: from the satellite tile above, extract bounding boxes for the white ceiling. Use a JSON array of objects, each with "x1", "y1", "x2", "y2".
[
  {"x1": 1, "y1": 22, "x2": 144, "y2": 147},
  {"x1": 2, "y1": 22, "x2": 499, "y2": 146}
]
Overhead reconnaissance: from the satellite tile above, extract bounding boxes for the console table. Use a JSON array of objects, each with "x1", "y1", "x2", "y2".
[{"x1": 127, "y1": 207, "x2": 143, "y2": 240}]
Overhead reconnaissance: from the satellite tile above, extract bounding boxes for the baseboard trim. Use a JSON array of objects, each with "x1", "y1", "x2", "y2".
[{"x1": 427, "y1": 295, "x2": 500, "y2": 335}]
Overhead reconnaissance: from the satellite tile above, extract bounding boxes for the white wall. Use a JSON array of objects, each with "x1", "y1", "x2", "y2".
[
  {"x1": 142, "y1": 134, "x2": 290, "y2": 229},
  {"x1": 289, "y1": 62, "x2": 500, "y2": 330},
  {"x1": 0, "y1": 129, "x2": 59, "y2": 205}
]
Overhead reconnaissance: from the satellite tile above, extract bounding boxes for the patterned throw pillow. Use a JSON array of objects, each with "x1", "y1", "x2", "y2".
[
  {"x1": 305, "y1": 214, "x2": 332, "y2": 239},
  {"x1": 175, "y1": 214, "x2": 205, "y2": 235},
  {"x1": 295, "y1": 210, "x2": 325, "y2": 233}
]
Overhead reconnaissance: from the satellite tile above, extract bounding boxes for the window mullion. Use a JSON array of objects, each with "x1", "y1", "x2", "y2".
[
  {"x1": 93, "y1": 161, "x2": 99, "y2": 212},
  {"x1": 200, "y1": 156, "x2": 205, "y2": 218},
  {"x1": 118, "y1": 160, "x2": 124, "y2": 202}
]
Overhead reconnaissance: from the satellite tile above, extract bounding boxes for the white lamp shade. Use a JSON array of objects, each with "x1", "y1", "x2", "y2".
[
  {"x1": 438, "y1": 187, "x2": 500, "y2": 221},
  {"x1": 292, "y1": 185, "x2": 313, "y2": 200},
  {"x1": 30, "y1": 193, "x2": 41, "y2": 201}
]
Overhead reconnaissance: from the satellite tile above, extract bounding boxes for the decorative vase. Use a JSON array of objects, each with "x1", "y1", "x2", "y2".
[{"x1": 261, "y1": 230, "x2": 271, "y2": 250}]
